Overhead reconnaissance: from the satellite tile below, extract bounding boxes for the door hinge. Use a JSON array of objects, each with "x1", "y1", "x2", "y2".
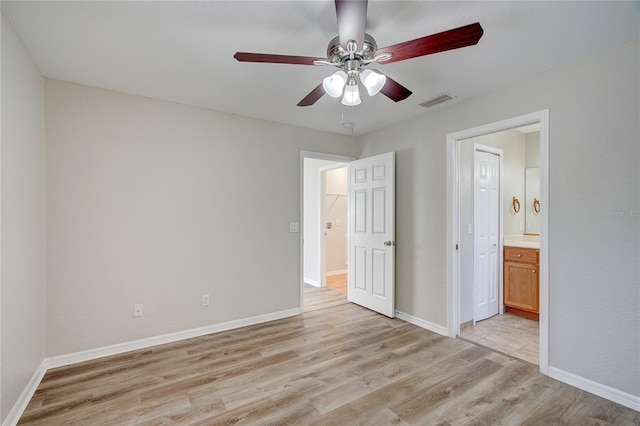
[{"x1": 456, "y1": 244, "x2": 459, "y2": 250}]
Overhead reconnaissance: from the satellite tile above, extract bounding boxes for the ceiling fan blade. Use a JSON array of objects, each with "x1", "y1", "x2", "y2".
[
  {"x1": 234, "y1": 52, "x2": 326, "y2": 66},
  {"x1": 297, "y1": 83, "x2": 326, "y2": 107},
  {"x1": 379, "y1": 73, "x2": 412, "y2": 102},
  {"x1": 335, "y1": 0, "x2": 368, "y2": 50},
  {"x1": 377, "y1": 22, "x2": 484, "y2": 65}
]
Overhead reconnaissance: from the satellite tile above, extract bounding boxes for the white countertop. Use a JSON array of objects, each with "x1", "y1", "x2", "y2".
[{"x1": 503, "y1": 234, "x2": 540, "y2": 249}]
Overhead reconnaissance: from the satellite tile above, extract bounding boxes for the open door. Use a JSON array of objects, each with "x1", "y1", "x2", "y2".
[{"x1": 348, "y1": 152, "x2": 395, "y2": 317}]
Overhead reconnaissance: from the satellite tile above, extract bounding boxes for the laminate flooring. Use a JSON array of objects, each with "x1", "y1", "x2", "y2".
[
  {"x1": 20, "y1": 303, "x2": 639, "y2": 425},
  {"x1": 459, "y1": 313, "x2": 539, "y2": 365},
  {"x1": 303, "y1": 283, "x2": 348, "y2": 312}
]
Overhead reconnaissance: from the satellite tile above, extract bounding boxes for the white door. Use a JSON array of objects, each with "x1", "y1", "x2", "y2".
[
  {"x1": 474, "y1": 149, "x2": 500, "y2": 321},
  {"x1": 348, "y1": 152, "x2": 395, "y2": 317}
]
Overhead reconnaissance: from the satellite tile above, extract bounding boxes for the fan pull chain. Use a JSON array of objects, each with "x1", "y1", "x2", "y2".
[
  {"x1": 340, "y1": 103, "x2": 356, "y2": 136},
  {"x1": 350, "y1": 104, "x2": 355, "y2": 136}
]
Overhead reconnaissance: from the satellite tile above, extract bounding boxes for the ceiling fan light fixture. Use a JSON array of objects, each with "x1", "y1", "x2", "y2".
[
  {"x1": 360, "y1": 69, "x2": 386, "y2": 96},
  {"x1": 341, "y1": 83, "x2": 361, "y2": 106},
  {"x1": 323, "y1": 70, "x2": 347, "y2": 97}
]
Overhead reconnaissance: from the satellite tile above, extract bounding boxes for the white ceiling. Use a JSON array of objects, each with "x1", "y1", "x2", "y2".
[{"x1": 2, "y1": 1, "x2": 638, "y2": 136}]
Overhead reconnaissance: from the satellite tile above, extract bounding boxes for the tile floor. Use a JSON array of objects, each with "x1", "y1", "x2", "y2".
[{"x1": 459, "y1": 313, "x2": 539, "y2": 365}]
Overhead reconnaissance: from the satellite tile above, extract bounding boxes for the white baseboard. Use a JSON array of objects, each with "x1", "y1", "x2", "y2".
[
  {"x1": 4, "y1": 307, "x2": 301, "y2": 424},
  {"x1": 395, "y1": 310, "x2": 448, "y2": 337},
  {"x1": 548, "y1": 366, "x2": 640, "y2": 411},
  {"x1": 47, "y1": 307, "x2": 301, "y2": 369},
  {"x1": 326, "y1": 269, "x2": 347, "y2": 276},
  {"x1": 304, "y1": 277, "x2": 319, "y2": 286},
  {"x1": 3, "y1": 360, "x2": 48, "y2": 426}
]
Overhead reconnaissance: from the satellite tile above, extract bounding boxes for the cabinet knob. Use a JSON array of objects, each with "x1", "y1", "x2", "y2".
[
  {"x1": 531, "y1": 269, "x2": 536, "y2": 273},
  {"x1": 517, "y1": 254, "x2": 522, "y2": 257}
]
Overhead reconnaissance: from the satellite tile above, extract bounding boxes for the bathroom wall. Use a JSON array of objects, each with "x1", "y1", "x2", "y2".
[{"x1": 526, "y1": 131, "x2": 541, "y2": 168}]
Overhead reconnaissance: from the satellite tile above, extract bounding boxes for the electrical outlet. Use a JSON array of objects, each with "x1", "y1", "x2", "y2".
[
  {"x1": 134, "y1": 304, "x2": 143, "y2": 317},
  {"x1": 202, "y1": 294, "x2": 210, "y2": 306}
]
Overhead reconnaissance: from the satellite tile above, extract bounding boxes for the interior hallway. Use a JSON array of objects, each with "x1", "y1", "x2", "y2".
[{"x1": 325, "y1": 274, "x2": 347, "y2": 294}]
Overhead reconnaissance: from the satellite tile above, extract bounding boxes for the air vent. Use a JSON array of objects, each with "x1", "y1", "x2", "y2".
[{"x1": 420, "y1": 93, "x2": 455, "y2": 109}]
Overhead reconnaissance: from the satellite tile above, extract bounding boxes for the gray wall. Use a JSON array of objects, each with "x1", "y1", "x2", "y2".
[
  {"x1": 44, "y1": 80, "x2": 357, "y2": 357},
  {"x1": 357, "y1": 42, "x2": 639, "y2": 397},
  {"x1": 1, "y1": 13, "x2": 47, "y2": 421}
]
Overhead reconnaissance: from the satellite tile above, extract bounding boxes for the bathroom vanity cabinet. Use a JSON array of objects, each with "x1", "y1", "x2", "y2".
[{"x1": 504, "y1": 246, "x2": 539, "y2": 320}]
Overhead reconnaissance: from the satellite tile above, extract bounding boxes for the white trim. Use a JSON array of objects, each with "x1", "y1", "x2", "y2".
[
  {"x1": 303, "y1": 277, "x2": 319, "y2": 287},
  {"x1": 395, "y1": 310, "x2": 449, "y2": 337},
  {"x1": 3, "y1": 360, "x2": 48, "y2": 426},
  {"x1": 548, "y1": 367, "x2": 640, "y2": 411},
  {"x1": 47, "y1": 308, "x2": 300, "y2": 369},
  {"x1": 326, "y1": 269, "x2": 347, "y2": 276},
  {"x1": 446, "y1": 110, "x2": 550, "y2": 375}
]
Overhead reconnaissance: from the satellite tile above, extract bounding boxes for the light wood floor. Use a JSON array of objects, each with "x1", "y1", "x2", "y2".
[
  {"x1": 303, "y1": 283, "x2": 348, "y2": 312},
  {"x1": 460, "y1": 313, "x2": 539, "y2": 365},
  {"x1": 326, "y1": 274, "x2": 347, "y2": 294},
  {"x1": 20, "y1": 304, "x2": 638, "y2": 425}
]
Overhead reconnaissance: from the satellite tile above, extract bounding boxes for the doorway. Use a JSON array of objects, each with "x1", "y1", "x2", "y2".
[
  {"x1": 302, "y1": 156, "x2": 350, "y2": 312},
  {"x1": 447, "y1": 110, "x2": 549, "y2": 374},
  {"x1": 300, "y1": 150, "x2": 397, "y2": 317}
]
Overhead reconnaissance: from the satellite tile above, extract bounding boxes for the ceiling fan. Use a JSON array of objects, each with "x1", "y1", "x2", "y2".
[{"x1": 234, "y1": 0, "x2": 483, "y2": 107}]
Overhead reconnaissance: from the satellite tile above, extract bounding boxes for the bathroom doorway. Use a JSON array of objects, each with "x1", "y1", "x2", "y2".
[{"x1": 447, "y1": 110, "x2": 549, "y2": 373}]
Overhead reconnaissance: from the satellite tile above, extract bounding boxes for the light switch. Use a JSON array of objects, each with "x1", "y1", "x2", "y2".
[{"x1": 289, "y1": 222, "x2": 299, "y2": 233}]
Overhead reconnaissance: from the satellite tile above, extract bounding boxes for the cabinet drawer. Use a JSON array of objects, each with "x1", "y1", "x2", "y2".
[{"x1": 504, "y1": 247, "x2": 539, "y2": 263}]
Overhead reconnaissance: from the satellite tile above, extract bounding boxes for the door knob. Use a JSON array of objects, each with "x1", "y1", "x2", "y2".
[{"x1": 384, "y1": 240, "x2": 395, "y2": 246}]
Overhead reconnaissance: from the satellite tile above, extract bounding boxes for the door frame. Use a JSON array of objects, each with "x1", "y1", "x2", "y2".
[
  {"x1": 446, "y1": 110, "x2": 550, "y2": 374},
  {"x1": 300, "y1": 151, "x2": 355, "y2": 311},
  {"x1": 473, "y1": 143, "x2": 504, "y2": 323}
]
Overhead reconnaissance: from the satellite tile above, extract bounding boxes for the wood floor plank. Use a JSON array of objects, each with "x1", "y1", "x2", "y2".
[{"x1": 19, "y1": 303, "x2": 639, "y2": 425}]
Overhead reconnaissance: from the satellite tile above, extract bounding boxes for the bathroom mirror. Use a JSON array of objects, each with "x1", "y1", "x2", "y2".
[{"x1": 525, "y1": 167, "x2": 540, "y2": 234}]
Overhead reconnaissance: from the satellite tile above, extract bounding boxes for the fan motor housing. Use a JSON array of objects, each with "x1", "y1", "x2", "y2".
[{"x1": 326, "y1": 34, "x2": 378, "y2": 64}]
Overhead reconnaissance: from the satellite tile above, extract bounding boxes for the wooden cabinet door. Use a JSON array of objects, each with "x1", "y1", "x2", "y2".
[{"x1": 504, "y1": 261, "x2": 539, "y2": 312}]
